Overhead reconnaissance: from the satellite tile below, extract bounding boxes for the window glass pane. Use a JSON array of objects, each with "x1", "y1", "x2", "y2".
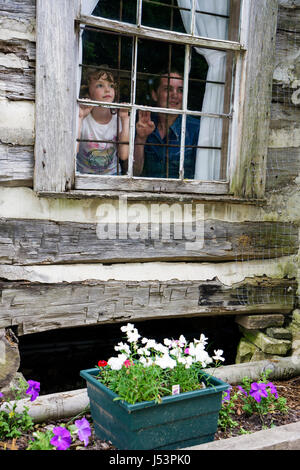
[
  {"x1": 193, "y1": 116, "x2": 227, "y2": 181},
  {"x1": 188, "y1": 48, "x2": 229, "y2": 115},
  {"x1": 178, "y1": 0, "x2": 229, "y2": 39},
  {"x1": 141, "y1": 0, "x2": 186, "y2": 33},
  {"x1": 187, "y1": 47, "x2": 208, "y2": 112},
  {"x1": 136, "y1": 38, "x2": 185, "y2": 109},
  {"x1": 194, "y1": 10, "x2": 228, "y2": 41},
  {"x1": 92, "y1": 0, "x2": 137, "y2": 24},
  {"x1": 76, "y1": 103, "x2": 130, "y2": 176},
  {"x1": 77, "y1": 28, "x2": 132, "y2": 176},
  {"x1": 81, "y1": 28, "x2": 132, "y2": 103},
  {"x1": 136, "y1": 112, "x2": 200, "y2": 180}
]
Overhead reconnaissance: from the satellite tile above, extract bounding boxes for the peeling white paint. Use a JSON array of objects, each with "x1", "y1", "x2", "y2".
[
  {"x1": 0, "y1": 187, "x2": 264, "y2": 224},
  {"x1": 0, "y1": 99, "x2": 34, "y2": 144},
  {"x1": 0, "y1": 18, "x2": 35, "y2": 42},
  {"x1": 0, "y1": 256, "x2": 295, "y2": 286}
]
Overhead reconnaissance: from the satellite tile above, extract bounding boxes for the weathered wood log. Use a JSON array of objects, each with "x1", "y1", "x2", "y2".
[
  {"x1": 206, "y1": 356, "x2": 300, "y2": 385},
  {"x1": 0, "y1": 144, "x2": 33, "y2": 186},
  {"x1": 0, "y1": 0, "x2": 36, "y2": 19},
  {"x1": 266, "y1": 148, "x2": 300, "y2": 190},
  {"x1": 0, "y1": 218, "x2": 297, "y2": 265},
  {"x1": 0, "y1": 328, "x2": 20, "y2": 390},
  {"x1": 277, "y1": 2, "x2": 300, "y2": 32},
  {"x1": 0, "y1": 278, "x2": 296, "y2": 335},
  {"x1": 2, "y1": 356, "x2": 300, "y2": 423},
  {"x1": 0, "y1": 388, "x2": 89, "y2": 424},
  {"x1": 0, "y1": 67, "x2": 35, "y2": 101}
]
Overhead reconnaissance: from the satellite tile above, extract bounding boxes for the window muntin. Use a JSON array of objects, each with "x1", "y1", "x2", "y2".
[{"x1": 76, "y1": 0, "x2": 241, "y2": 189}]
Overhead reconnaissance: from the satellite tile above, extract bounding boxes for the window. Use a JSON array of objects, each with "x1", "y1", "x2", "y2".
[{"x1": 34, "y1": 0, "x2": 278, "y2": 199}]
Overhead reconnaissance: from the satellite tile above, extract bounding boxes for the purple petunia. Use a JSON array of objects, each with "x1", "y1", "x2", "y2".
[
  {"x1": 266, "y1": 382, "x2": 278, "y2": 398},
  {"x1": 222, "y1": 388, "x2": 231, "y2": 403},
  {"x1": 249, "y1": 382, "x2": 268, "y2": 403},
  {"x1": 26, "y1": 380, "x2": 40, "y2": 402},
  {"x1": 0, "y1": 392, "x2": 3, "y2": 399},
  {"x1": 237, "y1": 386, "x2": 248, "y2": 396},
  {"x1": 75, "y1": 417, "x2": 91, "y2": 447},
  {"x1": 50, "y1": 427, "x2": 72, "y2": 450}
]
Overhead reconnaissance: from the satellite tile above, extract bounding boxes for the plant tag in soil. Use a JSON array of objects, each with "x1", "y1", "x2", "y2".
[{"x1": 172, "y1": 384, "x2": 180, "y2": 395}]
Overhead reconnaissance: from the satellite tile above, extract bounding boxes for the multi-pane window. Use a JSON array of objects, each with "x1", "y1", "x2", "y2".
[
  {"x1": 75, "y1": 0, "x2": 242, "y2": 192},
  {"x1": 35, "y1": 0, "x2": 277, "y2": 198}
]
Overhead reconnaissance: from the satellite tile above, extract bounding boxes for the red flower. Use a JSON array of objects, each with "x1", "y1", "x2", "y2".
[
  {"x1": 98, "y1": 360, "x2": 108, "y2": 367},
  {"x1": 123, "y1": 360, "x2": 133, "y2": 368}
]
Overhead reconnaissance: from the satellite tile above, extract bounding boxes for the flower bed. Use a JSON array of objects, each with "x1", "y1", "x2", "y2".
[{"x1": 0, "y1": 376, "x2": 299, "y2": 450}]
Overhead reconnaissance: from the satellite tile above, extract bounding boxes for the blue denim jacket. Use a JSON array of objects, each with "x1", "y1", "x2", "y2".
[{"x1": 142, "y1": 114, "x2": 200, "y2": 179}]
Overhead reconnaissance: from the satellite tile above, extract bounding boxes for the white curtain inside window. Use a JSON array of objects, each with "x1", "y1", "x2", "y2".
[{"x1": 177, "y1": 0, "x2": 229, "y2": 180}]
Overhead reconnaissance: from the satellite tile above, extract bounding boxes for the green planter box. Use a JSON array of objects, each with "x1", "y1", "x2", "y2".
[{"x1": 80, "y1": 367, "x2": 229, "y2": 450}]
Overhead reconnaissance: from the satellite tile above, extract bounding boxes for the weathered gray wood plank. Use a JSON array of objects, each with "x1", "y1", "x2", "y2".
[
  {"x1": 79, "y1": 14, "x2": 243, "y2": 52},
  {"x1": 0, "y1": 68, "x2": 35, "y2": 101},
  {"x1": 34, "y1": 0, "x2": 80, "y2": 192},
  {"x1": 0, "y1": 278, "x2": 295, "y2": 335},
  {"x1": 75, "y1": 175, "x2": 229, "y2": 195},
  {"x1": 230, "y1": 0, "x2": 278, "y2": 198},
  {"x1": 0, "y1": 0, "x2": 35, "y2": 19},
  {"x1": 266, "y1": 147, "x2": 300, "y2": 190},
  {"x1": 0, "y1": 144, "x2": 33, "y2": 186},
  {"x1": 0, "y1": 218, "x2": 297, "y2": 265},
  {"x1": 277, "y1": 3, "x2": 300, "y2": 32}
]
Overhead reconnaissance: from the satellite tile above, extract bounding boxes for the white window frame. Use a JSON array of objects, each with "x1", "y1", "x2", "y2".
[{"x1": 34, "y1": 0, "x2": 278, "y2": 200}]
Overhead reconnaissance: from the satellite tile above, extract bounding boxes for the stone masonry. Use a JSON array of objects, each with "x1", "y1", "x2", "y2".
[{"x1": 234, "y1": 313, "x2": 300, "y2": 363}]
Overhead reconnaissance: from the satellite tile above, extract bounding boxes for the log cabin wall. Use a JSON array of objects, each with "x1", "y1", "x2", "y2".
[{"x1": 0, "y1": 0, "x2": 299, "y2": 341}]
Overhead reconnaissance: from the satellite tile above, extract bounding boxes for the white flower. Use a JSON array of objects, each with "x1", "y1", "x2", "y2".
[
  {"x1": 178, "y1": 335, "x2": 186, "y2": 347},
  {"x1": 169, "y1": 347, "x2": 181, "y2": 358},
  {"x1": 137, "y1": 347, "x2": 150, "y2": 356},
  {"x1": 114, "y1": 342, "x2": 131, "y2": 355},
  {"x1": 163, "y1": 338, "x2": 172, "y2": 347},
  {"x1": 145, "y1": 339, "x2": 157, "y2": 349},
  {"x1": 212, "y1": 349, "x2": 225, "y2": 362},
  {"x1": 154, "y1": 343, "x2": 169, "y2": 354},
  {"x1": 107, "y1": 353, "x2": 127, "y2": 370},
  {"x1": 139, "y1": 357, "x2": 153, "y2": 367},
  {"x1": 185, "y1": 356, "x2": 194, "y2": 368},
  {"x1": 127, "y1": 328, "x2": 140, "y2": 343},
  {"x1": 193, "y1": 346, "x2": 212, "y2": 367},
  {"x1": 194, "y1": 334, "x2": 208, "y2": 346},
  {"x1": 155, "y1": 353, "x2": 177, "y2": 370},
  {"x1": 120, "y1": 323, "x2": 135, "y2": 333}
]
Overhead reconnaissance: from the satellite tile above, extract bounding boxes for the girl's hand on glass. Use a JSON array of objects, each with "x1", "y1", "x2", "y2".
[{"x1": 118, "y1": 104, "x2": 130, "y2": 120}]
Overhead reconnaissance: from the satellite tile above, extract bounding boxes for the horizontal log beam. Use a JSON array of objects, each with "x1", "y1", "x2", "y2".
[
  {"x1": 266, "y1": 148, "x2": 300, "y2": 190},
  {"x1": 0, "y1": 278, "x2": 296, "y2": 335},
  {"x1": 0, "y1": 218, "x2": 297, "y2": 265},
  {"x1": 0, "y1": 145, "x2": 33, "y2": 186}
]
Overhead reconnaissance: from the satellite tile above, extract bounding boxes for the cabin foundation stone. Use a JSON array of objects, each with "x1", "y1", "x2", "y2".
[
  {"x1": 235, "y1": 314, "x2": 285, "y2": 329},
  {"x1": 239, "y1": 327, "x2": 292, "y2": 355},
  {"x1": 235, "y1": 313, "x2": 295, "y2": 363},
  {"x1": 265, "y1": 327, "x2": 292, "y2": 340},
  {"x1": 0, "y1": 328, "x2": 20, "y2": 391}
]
